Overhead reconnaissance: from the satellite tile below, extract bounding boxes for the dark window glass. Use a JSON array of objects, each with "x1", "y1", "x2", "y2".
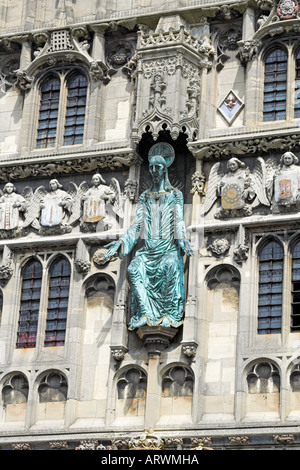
[
  {"x1": 36, "y1": 77, "x2": 60, "y2": 148},
  {"x1": 295, "y1": 51, "x2": 300, "y2": 118},
  {"x1": 17, "y1": 259, "x2": 42, "y2": 348},
  {"x1": 292, "y1": 241, "x2": 300, "y2": 331},
  {"x1": 63, "y1": 74, "x2": 87, "y2": 146},
  {"x1": 45, "y1": 257, "x2": 71, "y2": 347},
  {"x1": 258, "y1": 241, "x2": 283, "y2": 334},
  {"x1": 263, "y1": 49, "x2": 287, "y2": 122}
]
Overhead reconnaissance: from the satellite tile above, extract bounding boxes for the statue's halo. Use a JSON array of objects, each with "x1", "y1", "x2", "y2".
[{"x1": 148, "y1": 142, "x2": 175, "y2": 167}]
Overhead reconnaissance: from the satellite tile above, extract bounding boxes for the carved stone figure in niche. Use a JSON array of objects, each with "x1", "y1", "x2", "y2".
[
  {"x1": 22, "y1": 180, "x2": 79, "y2": 235},
  {"x1": 204, "y1": 157, "x2": 270, "y2": 218},
  {"x1": 104, "y1": 155, "x2": 193, "y2": 330},
  {"x1": 81, "y1": 173, "x2": 124, "y2": 232},
  {"x1": 274, "y1": 152, "x2": 300, "y2": 206},
  {"x1": 40, "y1": 179, "x2": 72, "y2": 228},
  {"x1": 0, "y1": 183, "x2": 26, "y2": 234},
  {"x1": 149, "y1": 72, "x2": 166, "y2": 112}
]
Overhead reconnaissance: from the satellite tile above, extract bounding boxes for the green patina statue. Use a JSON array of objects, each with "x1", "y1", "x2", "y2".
[{"x1": 104, "y1": 155, "x2": 193, "y2": 330}]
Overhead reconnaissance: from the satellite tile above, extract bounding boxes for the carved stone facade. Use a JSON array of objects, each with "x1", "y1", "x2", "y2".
[{"x1": 1, "y1": 0, "x2": 300, "y2": 452}]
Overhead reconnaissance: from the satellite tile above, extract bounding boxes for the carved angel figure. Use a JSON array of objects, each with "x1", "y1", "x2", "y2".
[
  {"x1": 270, "y1": 151, "x2": 300, "y2": 208},
  {"x1": 203, "y1": 157, "x2": 270, "y2": 218},
  {"x1": 22, "y1": 179, "x2": 83, "y2": 234},
  {"x1": 0, "y1": 182, "x2": 27, "y2": 231},
  {"x1": 81, "y1": 173, "x2": 124, "y2": 231}
]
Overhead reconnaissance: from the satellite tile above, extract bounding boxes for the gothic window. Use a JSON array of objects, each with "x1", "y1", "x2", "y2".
[
  {"x1": 36, "y1": 70, "x2": 88, "y2": 149},
  {"x1": 291, "y1": 240, "x2": 300, "y2": 331},
  {"x1": 63, "y1": 74, "x2": 88, "y2": 146},
  {"x1": 36, "y1": 76, "x2": 60, "y2": 149},
  {"x1": 295, "y1": 49, "x2": 300, "y2": 118},
  {"x1": 258, "y1": 240, "x2": 283, "y2": 334},
  {"x1": 45, "y1": 257, "x2": 71, "y2": 347},
  {"x1": 263, "y1": 48, "x2": 287, "y2": 122},
  {"x1": 16, "y1": 259, "x2": 42, "y2": 348}
]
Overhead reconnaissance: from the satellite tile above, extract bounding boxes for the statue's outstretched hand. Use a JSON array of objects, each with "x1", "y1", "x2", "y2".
[
  {"x1": 179, "y1": 238, "x2": 194, "y2": 257},
  {"x1": 104, "y1": 240, "x2": 122, "y2": 258}
]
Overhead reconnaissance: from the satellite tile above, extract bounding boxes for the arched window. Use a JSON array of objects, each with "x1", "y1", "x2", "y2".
[
  {"x1": 263, "y1": 48, "x2": 287, "y2": 122},
  {"x1": 45, "y1": 257, "x2": 71, "y2": 347},
  {"x1": 36, "y1": 70, "x2": 88, "y2": 149},
  {"x1": 36, "y1": 76, "x2": 60, "y2": 149},
  {"x1": 17, "y1": 259, "x2": 42, "y2": 348},
  {"x1": 295, "y1": 49, "x2": 300, "y2": 118},
  {"x1": 291, "y1": 240, "x2": 300, "y2": 331},
  {"x1": 64, "y1": 73, "x2": 88, "y2": 146},
  {"x1": 258, "y1": 240, "x2": 284, "y2": 334}
]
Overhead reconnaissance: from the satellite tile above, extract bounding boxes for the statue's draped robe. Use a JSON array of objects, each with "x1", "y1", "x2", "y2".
[{"x1": 120, "y1": 187, "x2": 186, "y2": 329}]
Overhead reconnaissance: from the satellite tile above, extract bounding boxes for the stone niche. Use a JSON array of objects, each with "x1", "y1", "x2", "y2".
[
  {"x1": 202, "y1": 265, "x2": 240, "y2": 422},
  {"x1": 159, "y1": 365, "x2": 194, "y2": 423},
  {"x1": 245, "y1": 362, "x2": 280, "y2": 421},
  {"x1": 115, "y1": 367, "x2": 147, "y2": 424}
]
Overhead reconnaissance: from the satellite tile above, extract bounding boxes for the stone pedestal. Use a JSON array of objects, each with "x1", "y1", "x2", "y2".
[
  {"x1": 137, "y1": 326, "x2": 178, "y2": 429},
  {"x1": 137, "y1": 325, "x2": 178, "y2": 355}
]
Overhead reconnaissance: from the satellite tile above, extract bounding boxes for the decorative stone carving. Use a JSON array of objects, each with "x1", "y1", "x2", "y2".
[
  {"x1": 110, "y1": 345, "x2": 128, "y2": 361},
  {"x1": 80, "y1": 173, "x2": 124, "y2": 232},
  {"x1": 208, "y1": 238, "x2": 231, "y2": 257},
  {"x1": 237, "y1": 40, "x2": 260, "y2": 65},
  {"x1": 204, "y1": 157, "x2": 270, "y2": 218},
  {"x1": 0, "y1": 58, "x2": 19, "y2": 94},
  {"x1": 128, "y1": 432, "x2": 164, "y2": 450},
  {"x1": 12, "y1": 443, "x2": 31, "y2": 450},
  {"x1": 191, "y1": 437, "x2": 213, "y2": 449},
  {"x1": 124, "y1": 178, "x2": 138, "y2": 202},
  {"x1": 182, "y1": 341, "x2": 198, "y2": 358},
  {"x1": 0, "y1": 151, "x2": 138, "y2": 183},
  {"x1": 0, "y1": 182, "x2": 27, "y2": 237},
  {"x1": 277, "y1": 0, "x2": 299, "y2": 19},
  {"x1": 105, "y1": 26, "x2": 137, "y2": 74},
  {"x1": 270, "y1": 152, "x2": 300, "y2": 211},
  {"x1": 49, "y1": 441, "x2": 69, "y2": 450},
  {"x1": 214, "y1": 24, "x2": 242, "y2": 71},
  {"x1": 228, "y1": 436, "x2": 250, "y2": 445},
  {"x1": 273, "y1": 434, "x2": 294, "y2": 444},
  {"x1": 93, "y1": 248, "x2": 118, "y2": 266},
  {"x1": 0, "y1": 246, "x2": 13, "y2": 282},
  {"x1": 190, "y1": 171, "x2": 206, "y2": 198},
  {"x1": 132, "y1": 18, "x2": 215, "y2": 143},
  {"x1": 74, "y1": 258, "x2": 91, "y2": 274},
  {"x1": 189, "y1": 132, "x2": 300, "y2": 160},
  {"x1": 233, "y1": 244, "x2": 249, "y2": 264},
  {"x1": 21, "y1": 179, "x2": 73, "y2": 235}
]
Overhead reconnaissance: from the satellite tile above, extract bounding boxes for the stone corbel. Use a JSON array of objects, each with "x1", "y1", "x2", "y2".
[
  {"x1": 75, "y1": 239, "x2": 91, "y2": 274},
  {"x1": 110, "y1": 345, "x2": 128, "y2": 361},
  {"x1": 237, "y1": 39, "x2": 260, "y2": 66}
]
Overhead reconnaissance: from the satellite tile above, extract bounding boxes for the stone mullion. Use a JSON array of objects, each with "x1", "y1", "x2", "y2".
[
  {"x1": 34, "y1": 263, "x2": 48, "y2": 352},
  {"x1": 286, "y1": 45, "x2": 295, "y2": 121},
  {"x1": 56, "y1": 73, "x2": 67, "y2": 148}
]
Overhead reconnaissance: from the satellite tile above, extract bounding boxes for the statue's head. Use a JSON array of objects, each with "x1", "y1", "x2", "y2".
[
  {"x1": 148, "y1": 155, "x2": 172, "y2": 190},
  {"x1": 281, "y1": 151, "x2": 298, "y2": 166},
  {"x1": 227, "y1": 157, "x2": 245, "y2": 172},
  {"x1": 3, "y1": 182, "x2": 16, "y2": 194},
  {"x1": 49, "y1": 179, "x2": 62, "y2": 191},
  {"x1": 92, "y1": 173, "x2": 106, "y2": 186}
]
